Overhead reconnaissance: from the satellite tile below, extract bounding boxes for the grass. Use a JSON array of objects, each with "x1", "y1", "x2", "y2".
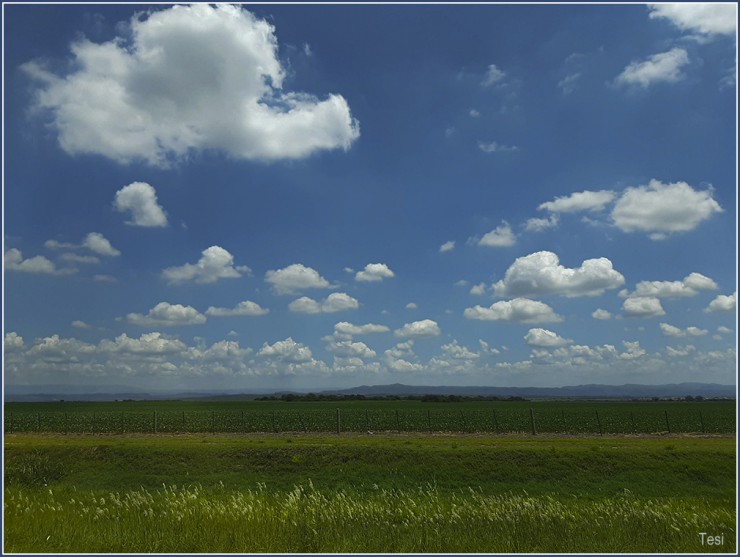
[{"x1": 4, "y1": 433, "x2": 737, "y2": 552}]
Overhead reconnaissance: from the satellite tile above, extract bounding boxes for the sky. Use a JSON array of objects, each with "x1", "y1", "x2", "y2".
[{"x1": 3, "y1": 2, "x2": 738, "y2": 393}]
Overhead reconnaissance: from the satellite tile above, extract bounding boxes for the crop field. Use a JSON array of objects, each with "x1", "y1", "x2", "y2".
[
  {"x1": 3, "y1": 427, "x2": 737, "y2": 553},
  {"x1": 4, "y1": 399, "x2": 735, "y2": 435}
]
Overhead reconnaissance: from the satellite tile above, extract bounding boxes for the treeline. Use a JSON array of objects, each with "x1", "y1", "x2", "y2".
[{"x1": 254, "y1": 393, "x2": 528, "y2": 403}]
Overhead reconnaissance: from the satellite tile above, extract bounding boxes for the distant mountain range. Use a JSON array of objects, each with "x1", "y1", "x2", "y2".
[
  {"x1": 321, "y1": 382, "x2": 737, "y2": 399},
  {"x1": 3, "y1": 382, "x2": 735, "y2": 402}
]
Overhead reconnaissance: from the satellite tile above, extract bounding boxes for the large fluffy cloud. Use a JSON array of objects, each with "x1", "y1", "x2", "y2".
[
  {"x1": 114, "y1": 182, "x2": 168, "y2": 227},
  {"x1": 265, "y1": 263, "x2": 332, "y2": 295},
  {"x1": 163, "y1": 246, "x2": 250, "y2": 284},
  {"x1": 22, "y1": 4, "x2": 359, "y2": 166},
  {"x1": 127, "y1": 302, "x2": 207, "y2": 326},
  {"x1": 492, "y1": 251, "x2": 625, "y2": 298},
  {"x1": 611, "y1": 180, "x2": 722, "y2": 239},
  {"x1": 614, "y1": 48, "x2": 690, "y2": 88},
  {"x1": 464, "y1": 298, "x2": 562, "y2": 323},
  {"x1": 333, "y1": 322, "x2": 390, "y2": 338},
  {"x1": 648, "y1": 4, "x2": 737, "y2": 36}
]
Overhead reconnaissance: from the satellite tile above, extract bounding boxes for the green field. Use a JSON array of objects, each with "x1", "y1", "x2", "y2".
[
  {"x1": 5, "y1": 399, "x2": 735, "y2": 434},
  {"x1": 3, "y1": 430, "x2": 736, "y2": 553}
]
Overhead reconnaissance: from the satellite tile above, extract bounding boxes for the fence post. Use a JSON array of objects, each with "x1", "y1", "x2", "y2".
[
  {"x1": 595, "y1": 410, "x2": 603, "y2": 435},
  {"x1": 529, "y1": 408, "x2": 537, "y2": 436},
  {"x1": 336, "y1": 409, "x2": 341, "y2": 435},
  {"x1": 395, "y1": 409, "x2": 401, "y2": 434},
  {"x1": 699, "y1": 411, "x2": 705, "y2": 433},
  {"x1": 664, "y1": 410, "x2": 671, "y2": 434}
]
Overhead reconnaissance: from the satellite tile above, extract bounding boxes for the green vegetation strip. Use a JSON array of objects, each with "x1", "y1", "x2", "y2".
[
  {"x1": 5, "y1": 399, "x2": 736, "y2": 434},
  {"x1": 4, "y1": 434, "x2": 736, "y2": 553}
]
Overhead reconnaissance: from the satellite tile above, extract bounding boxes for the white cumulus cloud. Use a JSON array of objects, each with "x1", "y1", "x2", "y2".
[
  {"x1": 524, "y1": 328, "x2": 572, "y2": 348},
  {"x1": 114, "y1": 182, "x2": 168, "y2": 227},
  {"x1": 258, "y1": 337, "x2": 313, "y2": 363},
  {"x1": 265, "y1": 263, "x2": 332, "y2": 294},
  {"x1": 439, "y1": 240, "x2": 455, "y2": 253},
  {"x1": 615, "y1": 48, "x2": 690, "y2": 88},
  {"x1": 622, "y1": 297, "x2": 666, "y2": 318},
  {"x1": 492, "y1": 251, "x2": 625, "y2": 298},
  {"x1": 355, "y1": 263, "x2": 395, "y2": 282},
  {"x1": 705, "y1": 292, "x2": 737, "y2": 313},
  {"x1": 22, "y1": 4, "x2": 359, "y2": 167},
  {"x1": 464, "y1": 298, "x2": 562, "y2": 323},
  {"x1": 621, "y1": 272, "x2": 719, "y2": 299},
  {"x1": 83, "y1": 232, "x2": 121, "y2": 256},
  {"x1": 394, "y1": 319, "x2": 441, "y2": 339},
  {"x1": 163, "y1": 246, "x2": 250, "y2": 284},
  {"x1": 205, "y1": 300, "x2": 269, "y2": 317},
  {"x1": 476, "y1": 221, "x2": 516, "y2": 247},
  {"x1": 611, "y1": 180, "x2": 722, "y2": 239},
  {"x1": 592, "y1": 309, "x2": 612, "y2": 320},
  {"x1": 5, "y1": 248, "x2": 61, "y2": 274},
  {"x1": 538, "y1": 190, "x2": 616, "y2": 213},
  {"x1": 648, "y1": 4, "x2": 736, "y2": 36},
  {"x1": 333, "y1": 322, "x2": 390, "y2": 338},
  {"x1": 289, "y1": 293, "x2": 359, "y2": 314},
  {"x1": 127, "y1": 302, "x2": 207, "y2": 327}
]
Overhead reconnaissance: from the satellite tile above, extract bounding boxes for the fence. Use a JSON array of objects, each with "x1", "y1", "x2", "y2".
[{"x1": 3, "y1": 407, "x2": 734, "y2": 435}]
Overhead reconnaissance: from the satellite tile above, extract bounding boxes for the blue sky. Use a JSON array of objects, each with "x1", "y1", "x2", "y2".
[{"x1": 3, "y1": 3, "x2": 737, "y2": 392}]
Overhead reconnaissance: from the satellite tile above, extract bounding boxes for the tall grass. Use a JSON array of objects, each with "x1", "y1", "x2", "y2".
[{"x1": 5, "y1": 483, "x2": 735, "y2": 553}]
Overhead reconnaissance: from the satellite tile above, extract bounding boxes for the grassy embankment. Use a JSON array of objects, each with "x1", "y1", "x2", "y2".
[{"x1": 4, "y1": 433, "x2": 736, "y2": 553}]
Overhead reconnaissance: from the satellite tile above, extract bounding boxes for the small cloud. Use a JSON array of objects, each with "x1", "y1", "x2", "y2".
[
  {"x1": 395, "y1": 319, "x2": 440, "y2": 339},
  {"x1": 469, "y1": 109, "x2": 481, "y2": 118},
  {"x1": 538, "y1": 190, "x2": 616, "y2": 213},
  {"x1": 405, "y1": 302, "x2": 418, "y2": 310},
  {"x1": 481, "y1": 63, "x2": 506, "y2": 87},
  {"x1": 127, "y1": 302, "x2": 207, "y2": 326},
  {"x1": 464, "y1": 298, "x2": 562, "y2": 324},
  {"x1": 470, "y1": 283, "x2": 487, "y2": 296},
  {"x1": 93, "y1": 274, "x2": 117, "y2": 283},
  {"x1": 614, "y1": 48, "x2": 689, "y2": 88},
  {"x1": 355, "y1": 263, "x2": 395, "y2": 282},
  {"x1": 524, "y1": 328, "x2": 572, "y2": 348},
  {"x1": 83, "y1": 232, "x2": 121, "y2": 257},
  {"x1": 439, "y1": 240, "x2": 455, "y2": 253},
  {"x1": 592, "y1": 309, "x2": 612, "y2": 320},
  {"x1": 478, "y1": 141, "x2": 518, "y2": 154},
  {"x1": 289, "y1": 293, "x2": 359, "y2": 314},
  {"x1": 266, "y1": 263, "x2": 332, "y2": 295},
  {"x1": 164, "y1": 246, "x2": 250, "y2": 285},
  {"x1": 524, "y1": 215, "x2": 559, "y2": 233},
  {"x1": 72, "y1": 320, "x2": 91, "y2": 329},
  {"x1": 5, "y1": 248, "x2": 64, "y2": 274},
  {"x1": 114, "y1": 182, "x2": 168, "y2": 227},
  {"x1": 622, "y1": 296, "x2": 665, "y2": 318},
  {"x1": 205, "y1": 300, "x2": 269, "y2": 317},
  {"x1": 705, "y1": 292, "x2": 736, "y2": 313},
  {"x1": 476, "y1": 221, "x2": 516, "y2": 248}
]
